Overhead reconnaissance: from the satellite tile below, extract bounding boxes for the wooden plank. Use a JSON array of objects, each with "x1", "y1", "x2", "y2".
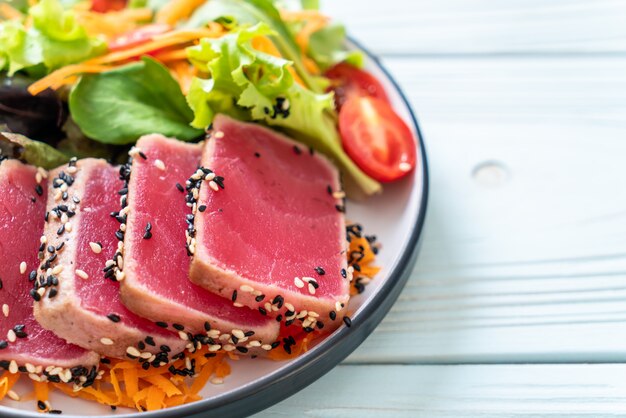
[
  {"x1": 341, "y1": 56, "x2": 626, "y2": 363},
  {"x1": 323, "y1": 0, "x2": 626, "y2": 55},
  {"x1": 255, "y1": 364, "x2": 626, "y2": 417}
]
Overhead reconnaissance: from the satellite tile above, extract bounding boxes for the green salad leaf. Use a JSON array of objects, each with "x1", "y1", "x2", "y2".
[
  {"x1": 308, "y1": 23, "x2": 363, "y2": 70},
  {"x1": 0, "y1": 0, "x2": 105, "y2": 75},
  {"x1": 0, "y1": 131, "x2": 69, "y2": 169},
  {"x1": 186, "y1": 23, "x2": 380, "y2": 197},
  {"x1": 184, "y1": 0, "x2": 322, "y2": 93},
  {"x1": 69, "y1": 57, "x2": 203, "y2": 145}
]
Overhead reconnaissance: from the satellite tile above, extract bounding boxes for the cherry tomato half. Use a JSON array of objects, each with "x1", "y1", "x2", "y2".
[
  {"x1": 108, "y1": 24, "x2": 171, "y2": 51},
  {"x1": 91, "y1": 0, "x2": 127, "y2": 13},
  {"x1": 325, "y1": 62, "x2": 390, "y2": 110},
  {"x1": 339, "y1": 95, "x2": 416, "y2": 182}
]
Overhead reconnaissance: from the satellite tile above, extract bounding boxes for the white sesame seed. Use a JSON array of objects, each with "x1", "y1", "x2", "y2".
[
  {"x1": 75, "y1": 269, "x2": 89, "y2": 280},
  {"x1": 214, "y1": 131, "x2": 224, "y2": 139},
  {"x1": 302, "y1": 319, "x2": 313, "y2": 328},
  {"x1": 294, "y1": 277, "x2": 304, "y2": 288},
  {"x1": 178, "y1": 331, "x2": 189, "y2": 340},
  {"x1": 19, "y1": 262, "x2": 27, "y2": 274},
  {"x1": 126, "y1": 346, "x2": 141, "y2": 357},
  {"x1": 38, "y1": 167, "x2": 48, "y2": 179},
  {"x1": 209, "y1": 344, "x2": 222, "y2": 352},
  {"x1": 61, "y1": 369, "x2": 72, "y2": 383},
  {"x1": 248, "y1": 340, "x2": 261, "y2": 347},
  {"x1": 284, "y1": 303, "x2": 295, "y2": 312},
  {"x1": 208, "y1": 181, "x2": 219, "y2": 192},
  {"x1": 297, "y1": 310, "x2": 308, "y2": 319},
  {"x1": 7, "y1": 390, "x2": 19, "y2": 401},
  {"x1": 264, "y1": 302, "x2": 272, "y2": 312},
  {"x1": 240, "y1": 285, "x2": 254, "y2": 293},
  {"x1": 335, "y1": 301, "x2": 344, "y2": 311},
  {"x1": 140, "y1": 351, "x2": 152, "y2": 359},
  {"x1": 7, "y1": 330, "x2": 16, "y2": 343},
  {"x1": 205, "y1": 172, "x2": 216, "y2": 181},
  {"x1": 261, "y1": 344, "x2": 272, "y2": 351},
  {"x1": 67, "y1": 166, "x2": 78, "y2": 174},
  {"x1": 232, "y1": 329, "x2": 245, "y2": 339},
  {"x1": 25, "y1": 363, "x2": 36, "y2": 373},
  {"x1": 89, "y1": 242, "x2": 102, "y2": 254},
  {"x1": 308, "y1": 311, "x2": 320, "y2": 318},
  {"x1": 2, "y1": 304, "x2": 9, "y2": 318},
  {"x1": 233, "y1": 302, "x2": 244, "y2": 308},
  {"x1": 399, "y1": 162, "x2": 412, "y2": 172},
  {"x1": 54, "y1": 191, "x2": 62, "y2": 201},
  {"x1": 35, "y1": 172, "x2": 42, "y2": 184},
  {"x1": 49, "y1": 367, "x2": 62, "y2": 376},
  {"x1": 154, "y1": 159, "x2": 166, "y2": 171},
  {"x1": 40, "y1": 235, "x2": 47, "y2": 244},
  {"x1": 308, "y1": 283, "x2": 316, "y2": 295},
  {"x1": 115, "y1": 271, "x2": 126, "y2": 282},
  {"x1": 52, "y1": 265, "x2": 64, "y2": 275},
  {"x1": 210, "y1": 377, "x2": 224, "y2": 385},
  {"x1": 100, "y1": 337, "x2": 114, "y2": 345},
  {"x1": 60, "y1": 213, "x2": 69, "y2": 223},
  {"x1": 65, "y1": 222, "x2": 73, "y2": 232},
  {"x1": 105, "y1": 259, "x2": 115, "y2": 268},
  {"x1": 332, "y1": 191, "x2": 346, "y2": 199},
  {"x1": 8, "y1": 360, "x2": 18, "y2": 374},
  {"x1": 60, "y1": 183, "x2": 68, "y2": 192},
  {"x1": 29, "y1": 373, "x2": 41, "y2": 382},
  {"x1": 219, "y1": 334, "x2": 231, "y2": 342},
  {"x1": 222, "y1": 344, "x2": 235, "y2": 352}
]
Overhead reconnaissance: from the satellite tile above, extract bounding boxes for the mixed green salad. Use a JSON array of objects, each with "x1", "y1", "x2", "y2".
[{"x1": 0, "y1": 0, "x2": 416, "y2": 197}]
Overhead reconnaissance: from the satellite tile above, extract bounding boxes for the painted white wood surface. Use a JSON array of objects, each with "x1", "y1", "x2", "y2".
[{"x1": 258, "y1": 0, "x2": 626, "y2": 416}]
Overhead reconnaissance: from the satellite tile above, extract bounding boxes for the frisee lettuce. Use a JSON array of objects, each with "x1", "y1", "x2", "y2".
[
  {"x1": 0, "y1": 0, "x2": 105, "y2": 75},
  {"x1": 186, "y1": 23, "x2": 380, "y2": 197}
]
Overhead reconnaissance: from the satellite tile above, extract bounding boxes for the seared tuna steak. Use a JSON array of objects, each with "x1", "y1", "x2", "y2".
[
  {"x1": 189, "y1": 115, "x2": 350, "y2": 332},
  {"x1": 0, "y1": 159, "x2": 99, "y2": 381},
  {"x1": 34, "y1": 159, "x2": 186, "y2": 363},
  {"x1": 119, "y1": 135, "x2": 279, "y2": 353}
]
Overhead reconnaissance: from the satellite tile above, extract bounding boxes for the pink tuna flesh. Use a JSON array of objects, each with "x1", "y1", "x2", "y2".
[
  {"x1": 34, "y1": 159, "x2": 186, "y2": 361},
  {"x1": 189, "y1": 115, "x2": 349, "y2": 331},
  {"x1": 0, "y1": 159, "x2": 99, "y2": 372},
  {"x1": 120, "y1": 135, "x2": 279, "y2": 349}
]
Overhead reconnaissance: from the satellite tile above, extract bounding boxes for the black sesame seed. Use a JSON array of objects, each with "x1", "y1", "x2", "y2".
[
  {"x1": 142, "y1": 362, "x2": 150, "y2": 370},
  {"x1": 29, "y1": 271, "x2": 36, "y2": 281},
  {"x1": 138, "y1": 151, "x2": 147, "y2": 160},
  {"x1": 341, "y1": 268, "x2": 347, "y2": 278},
  {"x1": 35, "y1": 185, "x2": 43, "y2": 196},
  {"x1": 138, "y1": 341, "x2": 146, "y2": 350},
  {"x1": 143, "y1": 231, "x2": 152, "y2": 240},
  {"x1": 30, "y1": 289, "x2": 41, "y2": 301},
  {"x1": 48, "y1": 288, "x2": 57, "y2": 299},
  {"x1": 293, "y1": 145, "x2": 301, "y2": 155},
  {"x1": 275, "y1": 315, "x2": 283, "y2": 322},
  {"x1": 255, "y1": 294, "x2": 265, "y2": 302},
  {"x1": 155, "y1": 321, "x2": 168, "y2": 328},
  {"x1": 176, "y1": 183, "x2": 184, "y2": 192},
  {"x1": 115, "y1": 230, "x2": 124, "y2": 241},
  {"x1": 204, "y1": 322, "x2": 211, "y2": 332},
  {"x1": 161, "y1": 345, "x2": 171, "y2": 353},
  {"x1": 49, "y1": 410, "x2": 62, "y2": 415},
  {"x1": 231, "y1": 290, "x2": 237, "y2": 302},
  {"x1": 57, "y1": 224, "x2": 65, "y2": 235},
  {"x1": 145, "y1": 336, "x2": 155, "y2": 346},
  {"x1": 37, "y1": 400, "x2": 46, "y2": 410},
  {"x1": 271, "y1": 341, "x2": 280, "y2": 349},
  {"x1": 258, "y1": 307, "x2": 267, "y2": 316},
  {"x1": 107, "y1": 314, "x2": 120, "y2": 323},
  {"x1": 343, "y1": 316, "x2": 352, "y2": 327},
  {"x1": 236, "y1": 346, "x2": 248, "y2": 354},
  {"x1": 314, "y1": 266, "x2": 325, "y2": 275},
  {"x1": 0, "y1": 341, "x2": 7, "y2": 349},
  {"x1": 329, "y1": 311, "x2": 337, "y2": 321},
  {"x1": 254, "y1": 152, "x2": 261, "y2": 158},
  {"x1": 198, "y1": 205, "x2": 207, "y2": 212},
  {"x1": 173, "y1": 323, "x2": 184, "y2": 331},
  {"x1": 56, "y1": 242, "x2": 65, "y2": 251}
]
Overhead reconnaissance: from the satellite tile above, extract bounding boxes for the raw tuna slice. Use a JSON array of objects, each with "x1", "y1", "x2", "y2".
[
  {"x1": 118, "y1": 135, "x2": 279, "y2": 354},
  {"x1": 189, "y1": 115, "x2": 350, "y2": 332},
  {"x1": 0, "y1": 159, "x2": 99, "y2": 382},
  {"x1": 34, "y1": 159, "x2": 186, "y2": 363}
]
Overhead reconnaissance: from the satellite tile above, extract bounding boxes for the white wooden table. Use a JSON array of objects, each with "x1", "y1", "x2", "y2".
[{"x1": 257, "y1": 1, "x2": 626, "y2": 416}]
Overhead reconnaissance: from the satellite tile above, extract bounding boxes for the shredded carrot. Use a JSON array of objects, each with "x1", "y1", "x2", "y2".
[
  {"x1": 76, "y1": 8, "x2": 154, "y2": 39},
  {"x1": 169, "y1": 60, "x2": 197, "y2": 95},
  {"x1": 27, "y1": 64, "x2": 115, "y2": 96},
  {"x1": 0, "y1": 3, "x2": 24, "y2": 20},
  {"x1": 251, "y1": 36, "x2": 306, "y2": 87},
  {"x1": 0, "y1": 373, "x2": 20, "y2": 401},
  {"x1": 348, "y1": 234, "x2": 381, "y2": 296},
  {"x1": 153, "y1": 49, "x2": 189, "y2": 62},
  {"x1": 156, "y1": 0, "x2": 207, "y2": 26}
]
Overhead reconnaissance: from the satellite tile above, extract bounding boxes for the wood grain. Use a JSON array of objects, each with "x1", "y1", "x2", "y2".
[
  {"x1": 324, "y1": 0, "x2": 626, "y2": 55},
  {"x1": 256, "y1": 364, "x2": 626, "y2": 417}
]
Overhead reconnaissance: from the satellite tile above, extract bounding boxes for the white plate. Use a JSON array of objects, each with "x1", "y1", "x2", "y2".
[{"x1": 0, "y1": 38, "x2": 429, "y2": 418}]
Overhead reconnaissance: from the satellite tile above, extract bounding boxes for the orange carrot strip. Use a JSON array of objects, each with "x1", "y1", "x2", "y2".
[
  {"x1": 143, "y1": 375, "x2": 182, "y2": 397},
  {"x1": 28, "y1": 64, "x2": 114, "y2": 96},
  {"x1": 156, "y1": 0, "x2": 207, "y2": 26}
]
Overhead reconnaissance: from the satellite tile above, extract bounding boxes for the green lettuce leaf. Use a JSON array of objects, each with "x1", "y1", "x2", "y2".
[
  {"x1": 308, "y1": 23, "x2": 363, "y2": 70},
  {"x1": 69, "y1": 57, "x2": 203, "y2": 145},
  {"x1": 0, "y1": 0, "x2": 105, "y2": 75},
  {"x1": 184, "y1": 0, "x2": 322, "y2": 93},
  {"x1": 186, "y1": 23, "x2": 380, "y2": 196},
  {"x1": 0, "y1": 131, "x2": 69, "y2": 169}
]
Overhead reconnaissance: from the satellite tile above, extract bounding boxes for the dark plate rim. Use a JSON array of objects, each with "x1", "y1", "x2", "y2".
[{"x1": 1, "y1": 37, "x2": 429, "y2": 418}]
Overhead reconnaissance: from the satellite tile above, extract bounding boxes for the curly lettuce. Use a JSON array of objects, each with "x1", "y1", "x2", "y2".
[
  {"x1": 186, "y1": 23, "x2": 380, "y2": 197},
  {"x1": 0, "y1": 0, "x2": 105, "y2": 75}
]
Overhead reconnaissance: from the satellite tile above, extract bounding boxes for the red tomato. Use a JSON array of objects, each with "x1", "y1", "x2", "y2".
[
  {"x1": 91, "y1": 0, "x2": 127, "y2": 13},
  {"x1": 108, "y1": 24, "x2": 171, "y2": 51},
  {"x1": 339, "y1": 96, "x2": 416, "y2": 182},
  {"x1": 325, "y1": 62, "x2": 390, "y2": 110}
]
